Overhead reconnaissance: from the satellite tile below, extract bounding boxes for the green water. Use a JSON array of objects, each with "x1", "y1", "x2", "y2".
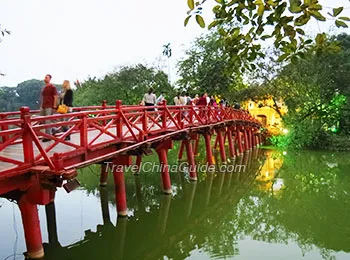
[{"x1": 0, "y1": 147, "x2": 350, "y2": 260}]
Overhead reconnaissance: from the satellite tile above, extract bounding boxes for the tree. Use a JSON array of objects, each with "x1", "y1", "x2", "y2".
[
  {"x1": 177, "y1": 30, "x2": 245, "y2": 97},
  {"x1": 16, "y1": 79, "x2": 44, "y2": 109},
  {"x1": 0, "y1": 79, "x2": 62, "y2": 111},
  {"x1": 238, "y1": 34, "x2": 350, "y2": 148},
  {"x1": 74, "y1": 64, "x2": 175, "y2": 106},
  {"x1": 0, "y1": 87, "x2": 20, "y2": 112},
  {"x1": 185, "y1": 0, "x2": 350, "y2": 70}
]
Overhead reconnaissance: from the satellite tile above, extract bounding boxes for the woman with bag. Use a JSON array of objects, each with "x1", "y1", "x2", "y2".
[{"x1": 56, "y1": 80, "x2": 73, "y2": 140}]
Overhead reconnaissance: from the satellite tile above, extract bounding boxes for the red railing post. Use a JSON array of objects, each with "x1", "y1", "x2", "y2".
[
  {"x1": 0, "y1": 114, "x2": 9, "y2": 143},
  {"x1": 116, "y1": 100, "x2": 123, "y2": 140},
  {"x1": 189, "y1": 103, "x2": 194, "y2": 125},
  {"x1": 101, "y1": 100, "x2": 107, "y2": 126},
  {"x1": 20, "y1": 107, "x2": 34, "y2": 164},
  {"x1": 162, "y1": 100, "x2": 167, "y2": 130},
  {"x1": 142, "y1": 107, "x2": 148, "y2": 139},
  {"x1": 80, "y1": 114, "x2": 88, "y2": 148},
  {"x1": 177, "y1": 108, "x2": 182, "y2": 128}
]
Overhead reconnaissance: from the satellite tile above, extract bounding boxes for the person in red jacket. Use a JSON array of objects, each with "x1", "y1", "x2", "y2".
[
  {"x1": 40, "y1": 74, "x2": 58, "y2": 142},
  {"x1": 196, "y1": 93, "x2": 208, "y2": 106}
]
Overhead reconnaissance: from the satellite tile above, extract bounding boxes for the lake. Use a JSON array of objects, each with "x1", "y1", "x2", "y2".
[{"x1": 0, "y1": 145, "x2": 349, "y2": 260}]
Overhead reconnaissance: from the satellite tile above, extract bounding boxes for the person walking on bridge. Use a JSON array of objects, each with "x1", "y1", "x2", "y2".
[
  {"x1": 40, "y1": 74, "x2": 58, "y2": 142},
  {"x1": 143, "y1": 88, "x2": 156, "y2": 111},
  {"x1": 57, "y1": 80, "x2": 73, "y2": 140}
]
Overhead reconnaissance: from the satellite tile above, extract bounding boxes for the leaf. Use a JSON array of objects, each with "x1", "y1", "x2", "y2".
[
  {"x1": 277, "y1": 53, "x2": 289, "y2": 62},
  {"x1": 339, "y1": 17, "x2": 350, "y2": 21},
  {"x1": 304, "y1": 39, "x2": 313, "y2": 44},
  {"x1": 296, "y1": 28, "x2": 305, "y2": 35},
  {"x1": 335, "y1": 20, "x2": 348, "y2": 28},
  {"x1": 208, "y1": 20, "x2": 219, "y2": 29},
  {"x1": 333, "y1": 7, "x2": 343, "y2": 17},
  {"x1": 294, "y1": 14, "x2": 310, "y2": 26},
  {"x1": 196, "y1": 15, "x2": 205, "y2": 28},
  {"x1": 184, "y1": 16, "x2": 191, "y2": 26},
  {"x1": 289, "y1": 0, "x2": 302, "y2": 13},
  {"x1": 188, "y1": 0, "x2": 195, "y2": 10},
  {"x1": 215, "y1": 0, "x2": 223, "y2": 3},
  {"x1": 258, "y1": 4, "x2": 265, "y2": 16},
  {"x1": 310, "y1": 10, "x2": 326, "y2": 21},
  {"x1": 315, "y1": 33, "x2": 325, "y2": 45}
]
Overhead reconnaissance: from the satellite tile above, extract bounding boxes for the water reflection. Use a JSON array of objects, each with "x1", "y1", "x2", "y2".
[{"x1": 1, "y1": 149, "x2": 350, "y2": 260}]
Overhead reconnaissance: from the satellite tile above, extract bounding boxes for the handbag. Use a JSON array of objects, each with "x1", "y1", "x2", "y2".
[{"x1": 57, "y1": 104, "x2": 68, "y2": 114}]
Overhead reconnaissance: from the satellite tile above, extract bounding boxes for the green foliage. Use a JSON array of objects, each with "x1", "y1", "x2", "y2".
[
  {"x1": 238, "y1": 33, "x2": 350, "y2": 149},
  {"x1": 74, "y1": 64, "x2": 174, "y2": 106},
  {"x1": 177, "y1": 30, "x2": 246, "y2": 97},
  {"x1": 184, "y1": 0, "x2": 350, "y2": 71},
  {"x1": 0, "y1": 79, "x2": 61, "y2": 111}
]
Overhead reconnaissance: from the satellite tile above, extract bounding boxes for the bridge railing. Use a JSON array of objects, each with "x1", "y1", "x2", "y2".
[{"x1": 0, "y1": 101, "x2": 260, "y2": 178}]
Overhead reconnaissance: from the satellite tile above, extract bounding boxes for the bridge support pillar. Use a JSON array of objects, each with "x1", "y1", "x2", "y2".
[
  {"x1": 227, "y1": 128, "x2": 236, "y2": 159},
  {"x1": 247, "y1": 128, "x2": 252, "y2": 151},
  {"x1": 155, "y1": 139, "x2": 173, "y2": 194},
  {"x1": 112, "y1": 156, "x2": 130, "y2": 217},
  {"x1": 214, "y1": 134, "x2": 219, "y2": 150},
  {"x1": 100, "y1": 163, "x2": 108, "y2": 187},
  {"x1": 156, "y1": 148, "x2": 172, "y2": 194},
  {"x1": 18, "y1": 198, "x2": 44, "y2": 259},
  {"x1": 203, "y1": 134, "x2": 214, "y2": 166},
  {"x1": 184, "y1": 139, "x2": 197, "y2": 181},
  {"x1": 252, "y1": 129, "x2": 257, "y2": 148},
  {"x1": 236, "y1": 128, "x2": 244, "y2": 156},
  {"x1": 216, "y1": 129, "x2": 227, "y2": 163},
  {"x1": 243, "y1": 128, "x2": 250, "y2": 153}
]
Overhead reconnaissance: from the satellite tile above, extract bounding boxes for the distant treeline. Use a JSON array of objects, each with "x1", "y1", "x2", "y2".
[{"x1": 0, "y1": 79, "x2": 61, "y2": 112}]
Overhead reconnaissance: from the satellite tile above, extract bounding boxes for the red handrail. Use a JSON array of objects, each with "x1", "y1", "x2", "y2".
[{"x1": 0, "y1": 101, "x2": 261, "y2": 179}]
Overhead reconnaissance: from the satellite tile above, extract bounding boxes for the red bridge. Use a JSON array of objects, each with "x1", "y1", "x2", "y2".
[{"x1": 0, "y1": 101, "x2": 261, "y2": 259}]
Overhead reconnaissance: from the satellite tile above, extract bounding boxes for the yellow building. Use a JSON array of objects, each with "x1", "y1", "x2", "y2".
[{"x1": 242, "y1": 97, "x2": 288, "y2": 135}]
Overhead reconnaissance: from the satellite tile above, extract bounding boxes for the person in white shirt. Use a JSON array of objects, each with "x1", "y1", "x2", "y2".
[
  {"x1": 174, "y1": 92, "x2": 181, "y2": 105},
  {"x1": 143, "y1": 88, "x2": 156, "y2": 111},
  {"x1": 205, "y1": 92, "x2": 210, "y2": 106}
]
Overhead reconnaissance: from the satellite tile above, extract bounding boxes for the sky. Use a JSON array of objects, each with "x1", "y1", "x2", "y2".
[{"x1": 0, "y1": 0, "x2": 349, "y2": 87}]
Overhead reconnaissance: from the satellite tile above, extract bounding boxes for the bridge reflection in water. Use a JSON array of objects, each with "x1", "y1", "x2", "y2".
[{"x1": 42, "y1": 149, "x2": 264, "y2": 260}]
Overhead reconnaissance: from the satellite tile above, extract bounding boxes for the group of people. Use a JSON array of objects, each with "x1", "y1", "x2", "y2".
[
  {"x1": 40, "y1": 80, "x2": 239, "y2": 142},
  {"x1": 142, "y1": 89, "x2": 228, "y2": 110},
  {"x1": 40, "y1": 74, "x2": 73, "y2": 142}
]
